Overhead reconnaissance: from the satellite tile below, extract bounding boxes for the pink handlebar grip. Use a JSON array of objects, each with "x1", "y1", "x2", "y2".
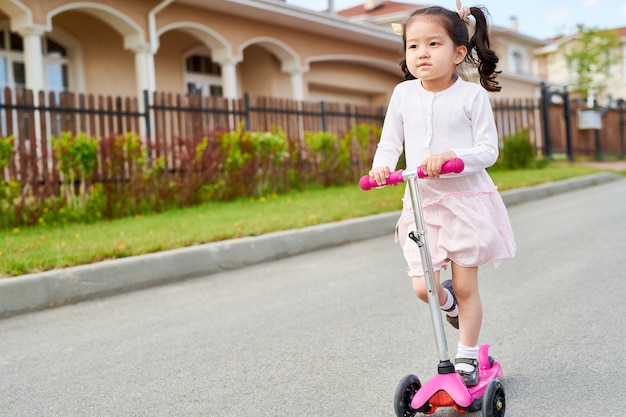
[
  {"x1": 417, "y1": 157, "x2": 465, "y2": 178},
  {"x1": 359, "y1": 170, "x2": 404, "y2": 190},
  {"x1": 359, "y1": 158, "x2": 464, "y2": 190}
]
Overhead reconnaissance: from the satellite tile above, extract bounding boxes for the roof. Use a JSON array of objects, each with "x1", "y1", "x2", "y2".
[
  {"x1": 176, "y1": 0, "x2": 401, "y2": 50},
  {"x1": 607, "y1": 26, "x2": 626, "y2": 37},
  {"x1": 338, "y1": 1, "x2": 546, "y2": 45},
  {"x1": 535, "y1": 25, "x2": 626, "y2": 55},
  {"x1": 338, "y1": 1, "x2": 422, "y2": 18}
]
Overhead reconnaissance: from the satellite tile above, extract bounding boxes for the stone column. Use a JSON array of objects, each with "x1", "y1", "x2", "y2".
[
  {"x1": 18, "y1": 25, "x2": 47, "y2": 93},
  {"x1": 282, "y1": 61, "x2": 307, "y2": 101},
  {"x1": 132, "y1": 43, "x2": 156, "y2": 102},
  {"x1": 289, "y1": 69, "x2": 305, "y2": 101},
  {"x1": 219, "y1": 57, "x2": 239, "y2": 99},
  {"x1": 130, "y1": 43, "x2": 155, "y2": 139}
]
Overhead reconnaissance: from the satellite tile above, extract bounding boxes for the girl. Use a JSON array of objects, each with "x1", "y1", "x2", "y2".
[{"x1": 369, "y1": 5, "x2": 516, "y2": 386}]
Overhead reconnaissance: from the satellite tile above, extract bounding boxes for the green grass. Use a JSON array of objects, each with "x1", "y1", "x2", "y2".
[{"x1": 0, "y1": 163, "x2": 615, "y2": 277}]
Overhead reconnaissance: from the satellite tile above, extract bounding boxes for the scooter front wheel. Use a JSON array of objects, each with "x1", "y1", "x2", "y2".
[
  {"x1": 482, "y1": 379, "x2": 505, "y2": 417},
  {"x1": 394, "y1": 374, "x2": 431, "y2": 417}
]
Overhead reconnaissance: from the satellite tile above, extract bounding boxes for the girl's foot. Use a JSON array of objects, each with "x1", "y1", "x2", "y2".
[{"x1": 455, "y1": 357, "x2": 479, "y2": 387}]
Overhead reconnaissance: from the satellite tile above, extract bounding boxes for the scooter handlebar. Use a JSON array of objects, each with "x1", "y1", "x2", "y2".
[{"x1": 359, "y1": 158, "x2": 465, "y2": 190}]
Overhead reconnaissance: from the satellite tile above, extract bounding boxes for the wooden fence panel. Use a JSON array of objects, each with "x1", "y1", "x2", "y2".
[
  {"x1": 544, "y1": 101, "x2": 626, "y2": 159},
  {"x1": 492, "y1": 97, "x2": 542, "y2": 150},
  {"x1": 604, "y1": 108, "x2": 626, "y2": 157}
]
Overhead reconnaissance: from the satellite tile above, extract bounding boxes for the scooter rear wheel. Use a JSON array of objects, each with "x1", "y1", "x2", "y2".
[
  {"x1": 482, "y1": 379, "x2": 505, "y2": 417},
  {"x1": 394, "y1": 374, "x2": 431, "y2": 417}
]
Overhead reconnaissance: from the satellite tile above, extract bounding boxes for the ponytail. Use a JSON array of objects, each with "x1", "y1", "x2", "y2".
[{"x1": 467, "y1": 6, "x2": 501, "y2": 92}]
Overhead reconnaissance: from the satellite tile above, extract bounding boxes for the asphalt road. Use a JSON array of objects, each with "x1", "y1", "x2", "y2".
[{"x1": 1, "y1": 179, "x2": 625, "y2": 417}]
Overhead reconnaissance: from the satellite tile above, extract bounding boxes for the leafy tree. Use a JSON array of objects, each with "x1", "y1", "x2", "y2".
[{"x1": 564, "y1": 25, "x2": 621, "y2": 103}]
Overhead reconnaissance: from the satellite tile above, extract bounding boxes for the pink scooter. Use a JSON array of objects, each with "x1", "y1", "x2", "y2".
[{"x1": 360, "y1": 158, "x2": 506, "y2": 417}]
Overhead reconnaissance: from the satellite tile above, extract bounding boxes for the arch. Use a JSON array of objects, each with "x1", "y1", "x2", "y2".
[
  {"x1": 0, "y1": 0, "x2": 33, "y2": 30},
  {"x1": 46, "y1": 2, "x2": 145, "y2": 50},
  {"x1": 158, "y1": 21, "x2": 233, "y2": 65},
  {"x1": 306, "y1": 54, "x2": 400, "y2": 76},
  {"x1": 239, "y1": 36, "x2": 301, "y2": 73}
]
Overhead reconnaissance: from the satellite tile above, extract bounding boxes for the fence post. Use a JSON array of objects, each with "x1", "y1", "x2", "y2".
[
  {"x1": 562, "y1": 86, "x2": 573, "y2": 161},
  {"x1": 143, "y1": 89, "x2": 151, "y2": 139},
  {"x1": 541, "y1": 83, "x2": 574, "y2": 161},
  {"x1": 540, "y1": 82, "x2": 552, "y2": 159},
  {"x1": 320, "y1": 100, "x2": 327, "y2": 132},
  {"x1": 618, "y1": 99, "x2": 625, "y2": 159},
  {"x1": 243, "y1": 93, "x2": 250, "y2": 131}
]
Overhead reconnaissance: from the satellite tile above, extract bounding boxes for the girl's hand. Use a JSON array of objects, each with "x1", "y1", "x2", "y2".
[
  {"x1": 421, "y1": 151, "x2": 457, "y2": 178},
  {"x1": 369, "y1": 166, "x2": 391, "y2": 186}
]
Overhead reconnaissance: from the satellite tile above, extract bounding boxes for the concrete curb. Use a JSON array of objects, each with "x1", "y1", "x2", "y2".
[{"x1": 1, "y1": 172, "x2": 622, "y2": 319}]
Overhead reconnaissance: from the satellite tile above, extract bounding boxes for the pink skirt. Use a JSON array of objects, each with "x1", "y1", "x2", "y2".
[{"x1": 396, "y1": 171, "x2": 516, "y2": 277}]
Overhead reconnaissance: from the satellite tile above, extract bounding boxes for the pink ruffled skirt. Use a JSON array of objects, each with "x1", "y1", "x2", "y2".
[{"x1": 396, "y1": 171, "x2": 516, "y2": 276}]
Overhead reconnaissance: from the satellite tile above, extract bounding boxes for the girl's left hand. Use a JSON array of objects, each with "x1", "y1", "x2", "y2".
[{"x1": 421, "y1": 151, "x2": 457, "y2": 178}]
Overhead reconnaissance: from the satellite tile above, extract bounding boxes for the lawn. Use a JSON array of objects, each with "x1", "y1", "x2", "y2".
[{"x1": 0, "y1": 163, "x2": 612, "y2": 277}]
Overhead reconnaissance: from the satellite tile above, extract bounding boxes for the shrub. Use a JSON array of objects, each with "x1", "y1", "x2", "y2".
[
  {"x1": 0, "y1": 124, "x2": 385, "y2": 229},
  {"x1": 253, "y1": 130, "x2": 289, "y2": 195},
  {"x1": 497, "y1": 129, "x2": 536, "y2": 170},
  {"x1": 217, "y1": 125, "x2": 290, "y2": 199},
  {"x1": 51, "y1": 132, "x2": 98, "y2": 210},
  {"x1": 0, "y1": 135, "x2": 13, "y2": 169},
  {"x1": 344, "y1": 124, "x2": 382, "y2": 179},
  {"x1": 304, "y1": 131, "x2": 350, "y2": 186}
]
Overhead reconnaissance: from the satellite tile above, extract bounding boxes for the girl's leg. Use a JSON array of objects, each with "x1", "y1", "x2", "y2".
[
  {"x1": 451, "y1": 263, "x2": 482, "y2": 386},
  {"x1": 411, "y1": 272, "x2": 458, "y2": 324},
  {"x1": 450, "y1": 263, "x2": 482, "y2": 346},
  {"x1": 411, "y1": 271, "x2": 446, "y2": 304}
]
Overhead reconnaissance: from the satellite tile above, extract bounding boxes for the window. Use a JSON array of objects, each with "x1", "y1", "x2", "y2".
[
  {"x1": 186, "y1": 55, "x2": 221, "y2": 76},
  {"x1": 47, "y1": 63, "x2": 68, "y2": 93},
  {"x1": 9, "y1": 32, "x2": 23, "y2": 52},
  {"x1": 0, "y1": 27, "x2": 70, "y2": 91},
  {"x1": 44, "y1": 37, "x2": 69, "y2": 93},
  {"x1": 0, "y1": 29, "x2": 24, "y2": 89},
  {"x1": 184, "y1": 54, "x2": 222, "y2": 97},
  {"x1": 512, "y1": 51, "x2": 524, "y2": 74},
  {"x1": 13, "y1": 61, "x2": 25, "y2": 88}
]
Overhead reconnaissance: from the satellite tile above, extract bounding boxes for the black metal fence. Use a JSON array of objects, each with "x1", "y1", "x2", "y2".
[{"x1": 1, "y1": 86, "x2": 625, "y2": 198}]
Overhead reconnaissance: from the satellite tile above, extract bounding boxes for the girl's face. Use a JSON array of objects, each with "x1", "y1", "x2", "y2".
[{"x1": 404, "y1": 16, "x2": 467, "y2": 92}]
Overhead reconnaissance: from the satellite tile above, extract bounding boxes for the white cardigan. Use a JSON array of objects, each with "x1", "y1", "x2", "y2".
[{"x1": 372, "y1": 77, "x2": 499, "y2": 176}]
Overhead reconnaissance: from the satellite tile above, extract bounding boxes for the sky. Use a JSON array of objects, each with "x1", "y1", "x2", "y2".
[{"x1": 286, "y1": 0, "x2": 626, "y2": 39}]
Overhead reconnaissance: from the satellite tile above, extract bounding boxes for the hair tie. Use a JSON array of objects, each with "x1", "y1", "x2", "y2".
[{"x1": 455, "y1": 0, "x2": 476, "y2": 39}]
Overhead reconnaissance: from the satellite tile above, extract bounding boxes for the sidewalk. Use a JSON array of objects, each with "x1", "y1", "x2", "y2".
[
  {"x1": 0, "y1": 172, "x2": 623, "y2": 319},
  {"x1": 582, "y1": 161, "x2": 626, "y2": 171}
]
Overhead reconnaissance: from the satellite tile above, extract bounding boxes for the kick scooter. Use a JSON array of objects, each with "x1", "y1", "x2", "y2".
[{"x1": 360, "y1": 158, "x2": 505, "y2": 417}]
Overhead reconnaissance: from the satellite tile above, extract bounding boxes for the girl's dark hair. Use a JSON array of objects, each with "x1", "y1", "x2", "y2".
[{"x1": 398, "y1": 6, "x2": 501, "y2": 92}]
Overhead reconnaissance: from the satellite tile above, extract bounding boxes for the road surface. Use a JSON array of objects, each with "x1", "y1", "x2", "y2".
[{"x1": 1, "y1": 179, "x2": 625, "y2": 416}]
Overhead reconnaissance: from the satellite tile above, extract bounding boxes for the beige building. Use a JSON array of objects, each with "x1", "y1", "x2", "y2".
[
  {"x1": 535, "y1": 26, "x2": 626, "y2": 105},
  {"x1": 0, "y1": 0, "x2": 552, "y2": 111},
  {"x1": 0, "y1": 0, "x2": 406, "y2": 109}
]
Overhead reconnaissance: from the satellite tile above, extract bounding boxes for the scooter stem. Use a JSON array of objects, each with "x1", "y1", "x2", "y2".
[{"x1": 404, "y1": 172, "x2": 450, "y2": 364}]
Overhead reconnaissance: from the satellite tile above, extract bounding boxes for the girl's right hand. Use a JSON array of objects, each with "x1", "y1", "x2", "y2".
[{"x1": 369, "y1": 166, "x2": 391, "y2": 186}]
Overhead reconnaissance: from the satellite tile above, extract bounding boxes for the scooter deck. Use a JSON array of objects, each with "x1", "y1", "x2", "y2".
[{"x1": 411, "y1": 344, "x2": 503, "y2": 414}]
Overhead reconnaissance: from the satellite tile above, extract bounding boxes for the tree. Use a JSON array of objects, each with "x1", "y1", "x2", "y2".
[{"x1": 564, "y1": 25, "x2": 621, "y2": 105}]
